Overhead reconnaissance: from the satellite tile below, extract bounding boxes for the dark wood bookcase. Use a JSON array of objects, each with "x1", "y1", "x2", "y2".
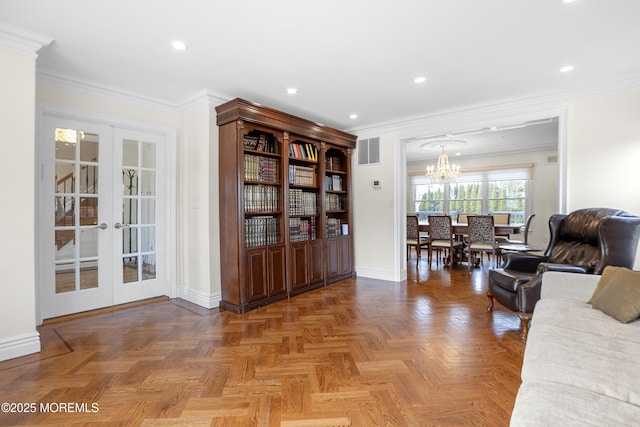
[{"x1": 216, "y1": 98, "x2": 357, "y2": 313}]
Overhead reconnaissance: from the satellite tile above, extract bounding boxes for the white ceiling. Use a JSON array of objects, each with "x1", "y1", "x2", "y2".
[{"x1": 2, "y1": 0, "x2": 639, "y2": 158}]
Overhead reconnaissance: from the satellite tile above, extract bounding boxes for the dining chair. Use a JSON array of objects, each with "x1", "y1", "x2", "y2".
[
  {"x1": 456, "y1": 213, "x2": 469, "y2": 224},
  {"x1": 428, "y1": 215, "x2": 464, "y2": 269},
  {"x1": 467, "y1": 215, "x2": 498, "y2": 272},
  {"x1": 492, "y1": 213, "x2": 511, "y2": 242},
  {"x1": 406, "y1": 214, "x2": 429, "y2": 259},
  {"x1": 503, "y1": 213, "x2": 535, "y2": 246}
]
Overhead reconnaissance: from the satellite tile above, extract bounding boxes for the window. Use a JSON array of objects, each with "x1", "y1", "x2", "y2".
[{"x1": 410, "y1": 166, "x2": 532, "y2": 223}]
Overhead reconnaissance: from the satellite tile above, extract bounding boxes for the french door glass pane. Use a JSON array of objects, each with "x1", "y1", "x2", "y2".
[
  {"x1": 142, "y1": 254, "x2": 156, "y2": 280},
  {"x1": 79, "y1": 196, "x2": 98, "y2": 225},
  {"x1": 123, "y1": 227, "x2": 138, "y2": 254},
  {"x1": 140, "y1": 170, "x2": 156, "y2": 196},
  {"x1": 80, "y1": 133, "x2": 99, "y2": 162},
  {"x1": 141, "y1": 199, "x2": 155, "y2": 224},
  {"x1": 79, "y1": 228, "x2": 98, "y2": 258},
  {"x1": 54, "y1": 127, "x2": 101, "y2": 294},
  {"x1": 123, "y1": 139, "x2": 138, "y2": 167},
  {"x1": 123, "y1": 257, "x2": 138, "y2": 283},
  {"x1": 123, "y1": 198, "x2": 138, "y2": 225},
  {"x1": 55, "y1": 262, "x2": 75, "y2": 293},
  {"x1": 79, "y1": 260, "x2": 99, "y2": 290},
  {"x1": 121, "y1": 139, "x2": 157, "y2": 285}
]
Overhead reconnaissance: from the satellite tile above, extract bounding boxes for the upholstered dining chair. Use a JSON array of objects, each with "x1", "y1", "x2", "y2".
[
  {"x1": 406, "y1": 214, "x2": 429, "y2": 259},
  {"x1": 488, "y1": 207, "x2": 640, "y2": 339},
  {"x1": 467, "y1": 215, "x2": 498, "y2": 272},
  {"x1": 428, "y1": 214, "x2": 464, "y2": 269},
  {"x1": 492, "y1": 213, "x2": 511, "y2": 242}
]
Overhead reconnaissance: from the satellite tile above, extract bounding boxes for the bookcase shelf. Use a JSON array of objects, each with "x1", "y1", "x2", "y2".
[{"x1": 217, "y1": 98, "x2": 356, "y2": 313}]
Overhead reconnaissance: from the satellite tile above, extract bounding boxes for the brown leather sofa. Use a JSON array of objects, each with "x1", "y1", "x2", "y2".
[{"x1": 487, "y1": 208, "x2": 640, "y2": 338}]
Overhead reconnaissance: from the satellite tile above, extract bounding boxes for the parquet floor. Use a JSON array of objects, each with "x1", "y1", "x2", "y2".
[{"x1": 0, "y1": 259, "x2": 525, "y2": 426}]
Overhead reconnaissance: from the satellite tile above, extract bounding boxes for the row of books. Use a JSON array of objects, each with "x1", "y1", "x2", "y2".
[
  {"x1": 325, "y1": 175, "x2": 343, "y2": 191},
  {"x1": 325, "y1": 156, "x2": 344, "y2": 172},
  {"x1": 325, "y1": 193, "x2": 345, "y2": 211},
  {"x1": 290, "y1": 141, "x2": 318, "y2": 162},
  {"x1": 243, "y1": 131, "x2": 278, "y2": 154},
  {"x1": 289, "y1": 164, "x2": 316, "y2": 186},
  {"x1": 289, "y1": 217, "x2": 317, "y2": 242},
  {"x1": 326, "y1": 217, "x2": 345, "y2": 238},
  {"x1": 244, "y1": 184, "x2": 280, "y2": 212},
  {"x1": 245, "y1": 216, "x2": 280, "y2": 247},
  {"x1": 244, "y1": 154, "x2": 280, "y2": 183},
  {"x1": 289, "y1": 189, "x2": 317, "y2": 215}
]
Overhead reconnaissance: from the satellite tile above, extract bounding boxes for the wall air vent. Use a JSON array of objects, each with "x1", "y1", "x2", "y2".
[
  {"x1": 546, "y1": 154, "x2": 558, "y2": 164},
  {"x1": 357, "y1": 137, "x2": 380, "y2": 165}
]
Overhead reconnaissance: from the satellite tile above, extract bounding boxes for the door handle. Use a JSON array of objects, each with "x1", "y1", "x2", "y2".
[
  {"x1": 95, "y1": 223, "x2": 108, "y2": 230},
  {"x1": 114, "y1": 223, "x2": 130, "y2": 229}
]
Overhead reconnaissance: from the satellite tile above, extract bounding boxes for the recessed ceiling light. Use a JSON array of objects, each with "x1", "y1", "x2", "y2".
[
  {"x1": 560, "y1": 65, "x2": 574, "y2": 73},
  {"x1": 414, "y1": 76, "x2": 427, "y2": 84},
  {"x1": 349, "y1": 114, "x2": 358, "y2": 119},
  {"x1": 286, "y1": 88, "x2": 298, "y2": 95},
  {"x1": 562, "y1": 0, "x2": 577, "y2": 3},
  {"x1": 171, "y1": 40, "x2": 188, "y2": 51}
]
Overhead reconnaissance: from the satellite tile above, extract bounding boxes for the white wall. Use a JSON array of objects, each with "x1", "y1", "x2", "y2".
[
  {"x1": 0, "y1": 49, "x2": 40, "y2": 360},
  {"x1": 566, "y1": 89, "x2": 640, "y2": 268},
  {"x1": 352, "y1": 134, "x2": 404, "y2": 281},
  {"x1": 351, "y1": 87, "x2": 640, "y2": 282},
  {"x1": 175, "y1": 103, "x2": 217, "y2": 307}
]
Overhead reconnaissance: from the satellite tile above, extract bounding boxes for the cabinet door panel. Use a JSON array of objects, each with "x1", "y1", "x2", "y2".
[
  {"x1": 246, "y1": 248, "x2": 268, "y2": 302},
  {"x1": 339, "y1": 236, "x2": 351, "y2": 275},
  {"x1": 309, "y1": 239, "x2": 324, "y2": 284},
  {"x1": 269, "y1": 245, "x2": 287, "y2": 296},
  {"x1": 326, "y1": 238, "x2": 340, "y2": 279},
  {"x1": 290, "y1": 242, "x2": 308, "y2": 290}
]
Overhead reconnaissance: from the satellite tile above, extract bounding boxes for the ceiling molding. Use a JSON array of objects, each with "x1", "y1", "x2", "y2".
[
  {"x1": 176, "y1": 89, "x2": 233, "y2": 112},
  {"x1": 0, "y1": 22, "x2": 53, "y2": 58},
  {"x1": 37, "y1": 69, "x2": 181, "y2": 114},
  {"x1": 348, "y1": 74, "x2": 640, "y2": 137}
]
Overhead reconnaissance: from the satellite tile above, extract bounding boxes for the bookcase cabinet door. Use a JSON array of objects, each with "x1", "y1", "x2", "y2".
[
  {"x1": 289, "y1": 242, "x2": 308, "y2": 290},
  {"x1": 246, "y1": 247, "x2": 269, "y2": 302},
  {"x1": 326, "y1": 236, "x2": 351, "y2": 280},
  {"x1": 338, "y1": 236, "x2": 351, "y2": 276},
  {"x1": 268, "y1": 244, "x2": 287, "y2": 297},
  {"x1": 309, "y1": 239, "x2": 324, "y2": 284}
]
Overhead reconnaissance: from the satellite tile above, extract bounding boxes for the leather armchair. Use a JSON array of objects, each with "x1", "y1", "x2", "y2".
[{"x1": 488, "y1": 208, "x2": 640, "y2": 338}]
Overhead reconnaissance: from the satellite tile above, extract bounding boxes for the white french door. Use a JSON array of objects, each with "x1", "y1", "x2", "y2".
[{"x1": 39, "y1": 114, "x2": 170, "y2": 319}]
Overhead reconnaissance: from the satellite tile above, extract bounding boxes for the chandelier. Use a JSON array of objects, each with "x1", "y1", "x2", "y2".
[{"x1": 425, "y1": 144, "x2": 461, "y2": 183}]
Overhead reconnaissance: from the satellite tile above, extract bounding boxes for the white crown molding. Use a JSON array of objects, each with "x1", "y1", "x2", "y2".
[
  {"x1": 0, "y1": 22, "x2": 53, "y2": 58},
  {"x1": 177, "y1": 88, "x2": 233, "y2": 111},
  {"x1": 37, "y1": 69, "x2": 183, "y2": 113},
  {"x1": 37, "y1": 69, "x2": 234, "y2": 114},
  {"x1": 349, "y1": 75, "x2": 640, "y2": 137}
]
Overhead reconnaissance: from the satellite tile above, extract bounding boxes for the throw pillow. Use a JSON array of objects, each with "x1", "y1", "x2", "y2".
[{"x1": 589, "y1": 266, "x2": 640, "y2": 323}]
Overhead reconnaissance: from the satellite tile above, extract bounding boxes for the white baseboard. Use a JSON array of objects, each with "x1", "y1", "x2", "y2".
[
  {"x1": 0, "y1": 332, "x2": 41, "y2": 362},
  {"x1": 355, "y1": 266, "x2": 405, "y2": 282},
  {"x1": 177, "y1": 287, "x2": 221, "y2": 309}
]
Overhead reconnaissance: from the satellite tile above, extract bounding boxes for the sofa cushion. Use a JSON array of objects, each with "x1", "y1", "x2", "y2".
[
  {"x1": 511, "y1": 381, "x2": 640, "y2": 427},
  {"x1": 522, "y1": 316, "x2": 640, "y2": 405},
  {"x1": 589, "y1": 266, "x2": 640, "y2": 323},
  {"x1": 531, "y1": 298, "x2": 640, "y2": 342}
]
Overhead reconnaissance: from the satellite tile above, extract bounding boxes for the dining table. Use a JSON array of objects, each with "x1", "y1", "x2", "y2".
[{"x1": 418, "y1": 222, "x2": 523, "y2": 236}]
